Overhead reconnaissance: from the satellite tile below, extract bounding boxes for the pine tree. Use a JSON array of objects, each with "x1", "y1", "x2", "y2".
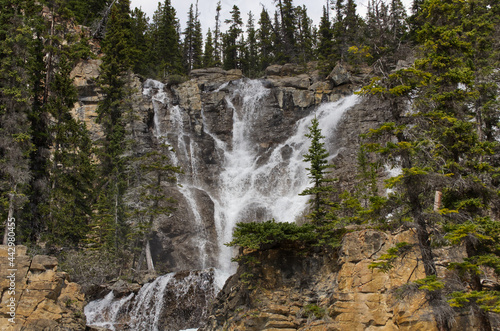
[{"x1": 300, "y1": 117, "x2": 335, "y2": 225}]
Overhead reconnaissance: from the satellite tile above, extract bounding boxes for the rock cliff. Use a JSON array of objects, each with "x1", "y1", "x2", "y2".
[
  {"x1": 202, "y1": 229, "x2": 499, "y2": 331},
  {"x1": 0, "y1": 245, "x2": 86, "y2": 330}
]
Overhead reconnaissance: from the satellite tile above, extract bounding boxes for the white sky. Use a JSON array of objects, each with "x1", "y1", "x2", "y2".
[{"x1": 130, "y1": 0, "x2": 411, "y2": 36}]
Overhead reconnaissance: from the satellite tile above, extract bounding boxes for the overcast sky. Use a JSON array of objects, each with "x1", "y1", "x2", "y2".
[{"x1": 129, "y1": 0, "x2": 411, "y2": 36}]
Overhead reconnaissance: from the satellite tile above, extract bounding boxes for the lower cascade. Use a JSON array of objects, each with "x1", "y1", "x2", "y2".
[
  {"x1": 85, "y1": 269, "x2": 217, "y2": 331},
  {"x1": 85, "y1": 78, "x2": 359, "y2": 330}
]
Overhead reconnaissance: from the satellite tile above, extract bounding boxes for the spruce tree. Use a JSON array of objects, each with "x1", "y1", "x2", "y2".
[
  {"x1": 317, "y1": 5, "x2": 335, "y2": 71},
  {"x1": 93, "y1": 0, "x2": 137, "y2": 252},
  {"x1": 296, "y1": 6, "x2": 314, "y2": 64},
  {"x1": 360, "y1": 0, "x2": 500, "y2": 327},
  {"x1": 203, "y1": 28, "x2": 215, "y2": 68},
  {"x1": 0, "y1": 0, "x2": 34, "y2": 243},
  {"x1": 300, "y1": 117, "x2": 335, "y2": 225},
  {"x1": 213, "y1": 1, "x2": 222, "y2": 67},
  {"x1": 128, "y1": 144, "x2": 182, "y2": 272},
  {"x1": 244, "y1": 12, "x2": 259, "y2": 78},
  {"x1": 222, "y1": 5, "x2": 243, "y2": 70},
  {"x1": 44, "y1": 53, "x2": 95, "y2": 246},
  {"x1": 150, "y1": 0, "x2": 183, "y2": 77},
  {"x1": 257, "y1": 8, "x2": 274, "y2": 72}
]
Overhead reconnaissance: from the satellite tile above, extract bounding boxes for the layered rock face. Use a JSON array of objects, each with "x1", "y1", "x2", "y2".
[
  {"x1": 202, "y1": 229, "x2": 498, "y2": 331},
  {"x1": 0, "y1": 245, "x2": 86, "y2": 330}
]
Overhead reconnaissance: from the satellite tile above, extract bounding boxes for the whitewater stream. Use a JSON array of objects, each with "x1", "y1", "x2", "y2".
[{"x1": 85, "y1": 78, "x2": 359, "y2": 330}]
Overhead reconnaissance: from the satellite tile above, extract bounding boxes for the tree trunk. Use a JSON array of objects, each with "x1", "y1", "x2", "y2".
[
  {"x1": 145, "y1": 239, "x2": 155, "y2": 272},
  {"x1": 465, "y1": 239, "x2": 492, "y2": 331}
]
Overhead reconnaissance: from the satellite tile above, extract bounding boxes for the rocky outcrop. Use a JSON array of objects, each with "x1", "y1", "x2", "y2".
[
  {"x1": 202, "y1": 229, "x2": 498, "y2": 331},
  {"x1": 0, "y1": 245, "x2": 86, "y2": 331}
]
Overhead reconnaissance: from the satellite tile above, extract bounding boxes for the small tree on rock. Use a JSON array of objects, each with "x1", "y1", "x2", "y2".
[{"x1": 300, "y1": 117, "x2": 335, "y2": 225}]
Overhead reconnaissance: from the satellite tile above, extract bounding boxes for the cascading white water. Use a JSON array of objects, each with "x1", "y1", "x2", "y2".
[
  {"x1": 209, "y1": 80, "x2": 359, "y2": 276},
  {"x1": 85, "y1": 78, "x2": 359, "y2": 330},
  {"x1": 143, "y1": 79, "x2": 209, "y2": 269},
  {"x1": 85, "y1": 270, "x2": 215, "y2": 331}
]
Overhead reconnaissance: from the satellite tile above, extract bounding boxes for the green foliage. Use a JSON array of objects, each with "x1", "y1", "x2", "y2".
[
  {"x1": 369, "y1": 242, "x2": 413, "y2": 272},
  {"x1": 304, "y1": 304, "x2": 326, "y2": 319},
  {"x1": 448, "y1": 291, "x2": 500, "y2": 313},
  {"x1": 300, "y1": 117, "x2": 336, "y2": 224},
  {"x1": 414, "y1": 275, "x2": 445, "y2": 292},
  {"x1": 226, "y1": 220, "x2": 316, "y2": 251}
]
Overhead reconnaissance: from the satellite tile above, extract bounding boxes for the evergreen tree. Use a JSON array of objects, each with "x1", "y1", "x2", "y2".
[
  {"x1": 128, "y1": 144, "x2": 182, "y2": 272},
  {"x1": 360, "y1": 0, "x2": 500, "y2": 327},
  {"x1": 130, "y1": 7, "x2": 151, "y2": 76},
  {"x1": 44, "y1": 54, "x2": 95, "y2": 245},
  {"x1": 92, "y1": 0, "x2": 137, "y2": 251},
  {"x1": 300, "y1": 117, "x2": 335, "y2": 225},
  {"x1": 182, "y1": 3, "x2": 203, "y2": 72},
  {"x1": 0, "y1": 0, "x2": 34, "y2": 243},
  {"x1": 213, "y1": 1, "x2": 222, "y2": 67},
  {"x1": 296, "y1": 5, "x2": 314, "y2": 64},
  {"x1": 243, "y1": 12, "x2": 259, "y2": 78},
  {"x1": 257, "y1": 8, "x2": 274, "y2": 72},
  {"x1": 203, "y1": 28, "x2": 215, "y2": 68},
  {"x1": 276, "y1": 0, "x2": 297, "y2": 62},
  {"x1": 332, "y1": 0, "x2": 363, "y2": 62},
  {"x1": 150, "y1": 0, "x2": 183, "y2": 77},
  {"x1": 317, "y1": 5, "x2": 335, "y2": 70},
  {"x1": 222, "y1": 5, "x2": 243, "y2": 70}
]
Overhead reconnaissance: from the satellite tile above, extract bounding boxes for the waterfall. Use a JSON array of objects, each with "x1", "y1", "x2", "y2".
[
  {"x1": 85, "y1": 78, "x2": 359, "y2": 330},
  {"x1": 210, "y1": 80, "x2": 359, "y2": 276},
  {"x1": 85, "y1": 270, "x2": 216, "y2": 331}
]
